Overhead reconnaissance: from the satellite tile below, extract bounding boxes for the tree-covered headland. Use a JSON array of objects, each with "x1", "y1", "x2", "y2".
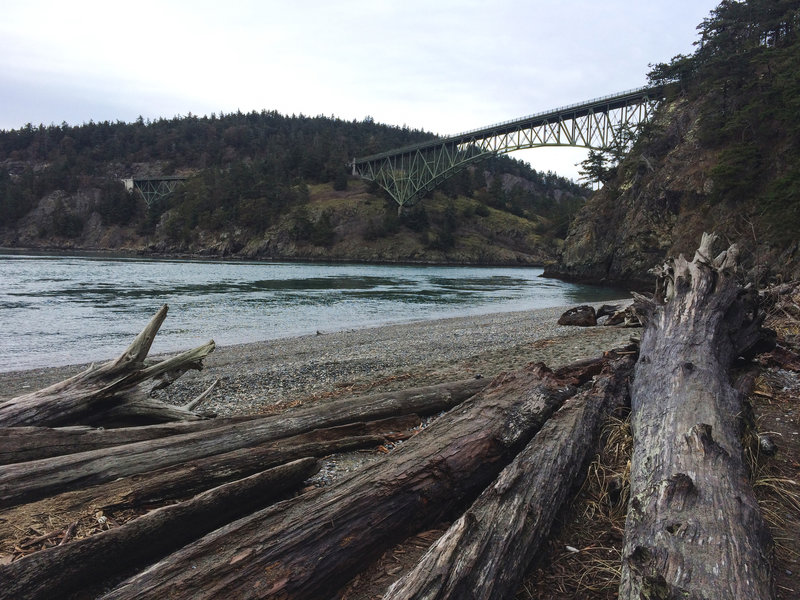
[{"x1": 0, "y1": 106, "x2": 588, "y2": 264}]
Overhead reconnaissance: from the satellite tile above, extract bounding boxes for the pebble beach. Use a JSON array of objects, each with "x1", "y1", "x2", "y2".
[{"x1": 0, "y1": 302, "x2": 635, "y2": 413}]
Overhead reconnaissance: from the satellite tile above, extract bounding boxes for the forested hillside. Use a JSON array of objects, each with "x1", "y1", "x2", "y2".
[
  {"x1": 0, "y1": 108, "x2": 588, "y2": 264},
  {"x1": 548, "y1": 0, "x2": 800, "y2": 286}
]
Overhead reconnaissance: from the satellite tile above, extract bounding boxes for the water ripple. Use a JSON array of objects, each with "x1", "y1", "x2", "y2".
[{"x1": 0, "y1": 254, "x2": 625, "y2": 372}]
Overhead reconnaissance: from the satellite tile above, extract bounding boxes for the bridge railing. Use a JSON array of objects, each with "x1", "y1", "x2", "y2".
[{"x1": 448, "y1": 85, "x2": 661, "y2": 138}]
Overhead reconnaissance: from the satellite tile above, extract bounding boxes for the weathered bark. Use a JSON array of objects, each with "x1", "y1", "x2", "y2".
[
  {"x1": 0, "y1": 305, "x2": 215, "y2": 427},
  {"x1": 620, "y1": 233, "x2": 776, "y2": 599},
  {"x1": 111, "y1": 416, "x2": 418, "y2": 507},
  {"x1": 0, "y1": 458, "x2": 319, "y2": 600},
  {"x1": 0, "y1": 376, "x2": 483, "y2": 465},
  {"x1": 383, "y1": 352, "x2": 635, "y2": 600},
  {"x1": 100, "y1": 359, "x2": 608, "y2": 600},
  {"x1": 0, "y1": 418, "x2": 422, "y2": 547},
  {"x1": 0, "y1": 379, "x2": 487, "y2": 508},
  {"x1": 0, "y1": 417, "x2": 257, "y2": 465},
  {"x1": 81, "y1": 396, "x2": 212, "y2": 426}
]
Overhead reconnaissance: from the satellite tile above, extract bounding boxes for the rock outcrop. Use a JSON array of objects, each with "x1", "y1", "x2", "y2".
[{"x1": 546, "y1": 20, "x2": 800, "y2": 288}]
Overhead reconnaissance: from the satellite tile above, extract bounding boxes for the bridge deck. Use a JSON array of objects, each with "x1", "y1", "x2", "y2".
[
  {"x1": 127, "y1": 176, "x2": 188, "y2": 183},
  {"x1": 354, "y1": 85, "x2": 663, "y2": 164}
]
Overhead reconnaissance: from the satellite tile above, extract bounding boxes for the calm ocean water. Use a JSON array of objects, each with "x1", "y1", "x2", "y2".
[{"x1": 0, "y1": 253, "x2": 627, "y2": 372}]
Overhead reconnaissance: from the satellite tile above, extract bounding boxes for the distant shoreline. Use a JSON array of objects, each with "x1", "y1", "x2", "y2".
[{"x1": 0, "y1": 245, "x2": 558, "y2": 270}]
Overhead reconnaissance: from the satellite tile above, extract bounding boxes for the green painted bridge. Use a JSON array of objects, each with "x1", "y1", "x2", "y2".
[
  {"x1": 351, "y1": 85, "x2": 664, "y2": 210},
  {"x1": 122, "y1": 176, "x2": 188, "y2": 209}
]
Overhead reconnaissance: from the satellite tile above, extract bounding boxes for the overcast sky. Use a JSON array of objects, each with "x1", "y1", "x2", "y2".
[{"x1": 1, "y1": 0, "x2": 721, "y2": 180}]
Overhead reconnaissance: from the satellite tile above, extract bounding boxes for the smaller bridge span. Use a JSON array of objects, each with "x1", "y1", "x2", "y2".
[
  {"x1": 122, "y1": 176, "x2": 188, "y2": 209},
  {"x1": 352, "y1": 85, "x2": 664, "y2": 210}
]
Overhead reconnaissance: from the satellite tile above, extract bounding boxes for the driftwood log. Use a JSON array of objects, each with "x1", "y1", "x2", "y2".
[
  {"x1": 0, "y1": 415, "x2": 421, "y2": 541},
  {"x1": 104, "y1": 415, "x2": 419, "y2": 508},
  {"x1": 383, "y1": 351, "x2": 636, "y2": 600},
  {"x1": 98, "y1": 358, "x2": 611, "y2": 600},
  {"x1": 0, "y1": 374, "x2": 487, "y2": 467},
  {"x1": 0, "y1": 458, "x2": 320, "y2": 600},
  {"x1": 620, "y1": 233, "x2": 776, "y2": 599},
  {"x1": 0, "y1": 378, "x2": 487, "y2": 509},
  {"x1": 0, "y1": 305, "x2": 215, "y2": 427},
  {"x1": 0, "y1": 417, "x2": 257, "y2": 465}
]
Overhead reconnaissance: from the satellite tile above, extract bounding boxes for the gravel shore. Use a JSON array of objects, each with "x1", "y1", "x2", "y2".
[{"x1": 0, "y1": 302, "x2": 635, "y2": 413}]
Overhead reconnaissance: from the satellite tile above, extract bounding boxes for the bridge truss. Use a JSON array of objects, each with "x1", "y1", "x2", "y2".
[
  {"x1": 351, "y1": 86, "x2": 663, "y2": 210},
  {"x1": 122, "y1": 176, "x2": 188, "y2": 209}
]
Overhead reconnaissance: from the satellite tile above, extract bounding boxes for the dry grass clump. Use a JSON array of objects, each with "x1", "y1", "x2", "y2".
[
  {"x1": 2, "y1": 506, "x2": 148, "y2": 564},
  {"x1": 744, "y1": 377, "x2": 800, "y2": 580},
  {"x1": 517, "y1": 409, "x2": 632, "y2": 599},
  {"x1": 762, "y1": 283, "x2": 800, "y2": 341},
  {"x1": 747, "y1": 288, "x2": 800, "y2": 598}
]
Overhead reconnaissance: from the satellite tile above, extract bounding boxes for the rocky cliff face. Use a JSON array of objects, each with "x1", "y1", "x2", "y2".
[
  {"x1": 1, "y1": 189, "x2": 143, "y2": 252},
  {"x1": 547, "y1": 0, "x2": 800, "y2": 289},
  {"x1": 545, "y1": 92, "x2": 800, "y2": 289}
]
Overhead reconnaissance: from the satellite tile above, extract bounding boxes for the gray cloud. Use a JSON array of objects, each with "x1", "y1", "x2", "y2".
[{"x1": 1, "y1": 0, "x2": 721, "y2": 179}]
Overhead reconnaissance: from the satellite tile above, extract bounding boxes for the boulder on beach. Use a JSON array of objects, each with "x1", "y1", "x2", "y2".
[{"x1": 557, "y1": 305, "x2": 597, "y2": 327}]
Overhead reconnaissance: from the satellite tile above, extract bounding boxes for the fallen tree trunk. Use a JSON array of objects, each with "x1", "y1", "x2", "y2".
[
  {"x1": 100, "y1": 357, "x2": 611, "y2": 600},
  {"x1": 0, "y1": 305, "x2": 215, "y2": 427},
  {"x1": 0, "y1": 376, "x2": 485, "y2": 465},
  {"x1": 383, "y1": 352, "x2": 635, "y2": 600},
  {"x1": 112, "y1": 415, "x2": 419, "y2": 507},
  {"x1": 0, "y1": 378, "x2": 487, "y2": 508},
  {"x1": 620, "y1": 233, "x2": 776, "y2": 599},
  {"x1": 0, "y1": 458, "x2": 319, "y2": 600},
  {"x1": 0, "y1": 417, "x2": 257, "y2": 465},
  {"x1": 0, "y1": 414, "x2": 420, "y2": 541},
  {"x1": 80, "y1": 397, "x2": 213, "y2": 426}
]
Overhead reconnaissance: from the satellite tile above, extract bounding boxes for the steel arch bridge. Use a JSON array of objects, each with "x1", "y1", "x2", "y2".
[
  {"x1": 121, "y1": 176, "x2": 188, "y2": 209},
  {"x1": 351, "y1": 85, "x2": 664, "y2": 211}
]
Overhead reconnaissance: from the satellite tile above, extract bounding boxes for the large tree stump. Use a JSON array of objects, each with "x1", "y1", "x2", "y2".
[
  {"x1": 99, "y1": 358, "x2": 607, "y2": 600},
  {"x1": 383, "y1": 351, "x2": 635, "y2": 600},
  {"x1": 620, "y1": 233, "x2": 776, "y2": 599}
]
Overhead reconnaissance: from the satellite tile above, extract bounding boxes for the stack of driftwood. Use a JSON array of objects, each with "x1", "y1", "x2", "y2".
[{"x1": 0, "y1": 234, "x2": 780, "y2": 599}]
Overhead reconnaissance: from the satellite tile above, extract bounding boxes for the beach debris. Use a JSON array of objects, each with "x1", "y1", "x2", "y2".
[
  {"x1": 384, "y1": 352, "x2": 635, "y2": 600},
  {"x1": 603, "y1": 304, "x2": 644, "y2": 328},
  {"x1": 596, "y1": 304, "x2": 622, "y2": 319},
  {"x1": 182, "y1": 378, "x2": 221, "y2": 412},
  {"x1": 96, "y1": 354, "x2": 618, "y2": 600},
  {"x1": 0, "y1": 380, "x2": 486, "y2": 507}
]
